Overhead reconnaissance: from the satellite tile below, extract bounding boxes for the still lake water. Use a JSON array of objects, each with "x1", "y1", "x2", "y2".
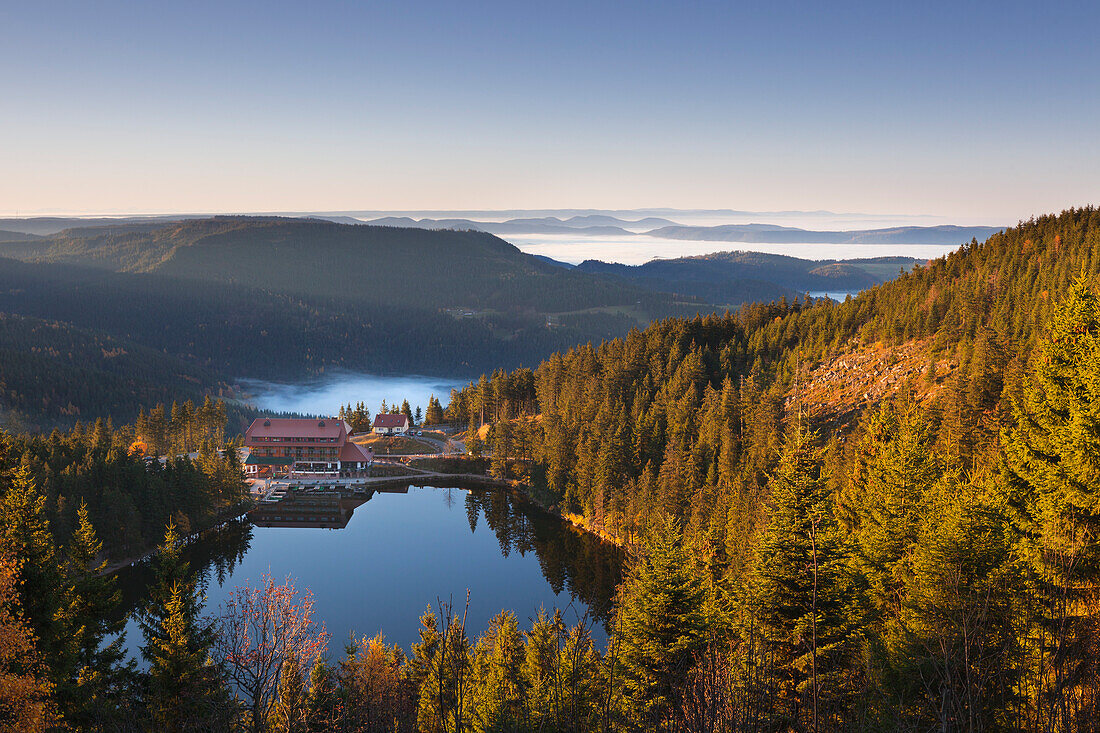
[{"x1": 117, "y1": 485, "x2": 623, "y2": 658}]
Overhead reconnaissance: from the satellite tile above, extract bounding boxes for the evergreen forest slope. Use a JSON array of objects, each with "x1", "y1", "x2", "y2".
[{"x1": 447, "y1": 205, "x2": 1100, "y2": 729}]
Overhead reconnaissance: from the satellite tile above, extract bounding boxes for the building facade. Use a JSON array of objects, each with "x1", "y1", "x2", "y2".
[
  {"x1": 244, "y1": 417, "x2": 372, "y2": 476},
  {"x1": 372, "y1": 413, "x2": 410, "y2": 435}
]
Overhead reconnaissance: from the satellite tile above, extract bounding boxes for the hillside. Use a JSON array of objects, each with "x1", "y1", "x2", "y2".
[
  {"x1": 0, "y1": 311, "x2": 232, "y2": 430},
  {"x1": 443, "y1": 207, "x2": 1100, "y2": 728},
  {"x1": 459, "y1": 206, "x2": 1100, "y2": 529},
  {"x1": 576, "y1": 251, "x2": 918, "y2": 304},
  {"x1": 0, "y1": 214, "x2": 1016, "y2": 429},
  {"x1": 0, "y1": 216, "x2": 681, "y2": 313},
  {"x1": 0, "y1": 255, "x2": 659, "y2": 383}
]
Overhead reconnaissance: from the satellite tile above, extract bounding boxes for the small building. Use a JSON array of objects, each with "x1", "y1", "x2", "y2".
[
  {"x1": 339, "y1": 440, "x2": 373, "y2": 473},
  {"x1": 244, "y1": 417, "x2": 370, "y2": 477},
  {"x1": 373, "y1": 413, "x2": 410, "y2": 435}
]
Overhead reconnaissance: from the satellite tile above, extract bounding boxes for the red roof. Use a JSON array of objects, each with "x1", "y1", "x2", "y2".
[
  {"x1": 245, "y1": 418, "x2": 350, "y2": 442},
  {"x1": 340, "y1": 441, "x2": 372, "y2": 462},
  {"x1": 372, "y1": 413, "x2": 409, "y2": 428}
]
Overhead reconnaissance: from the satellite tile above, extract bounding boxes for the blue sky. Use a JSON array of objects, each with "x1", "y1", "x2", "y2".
[{"x1": 2, "y1": 0, "x2": 1097, "y2": 220}]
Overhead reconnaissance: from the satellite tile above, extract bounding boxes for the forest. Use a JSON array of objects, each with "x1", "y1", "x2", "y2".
[
  {"x1": 0, "y1": 217, "x2": 969, "y2": 431},
  {"x1": 440, "y1": 207, "x2": 1100, "y2": 729},
  {"x1": 2, "y1": 208, "x2": 1100, "y2": 730}
]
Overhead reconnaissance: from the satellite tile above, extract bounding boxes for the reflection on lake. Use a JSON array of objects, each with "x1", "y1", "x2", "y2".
[
  {"x1": 238, "y1": 371, "x2": 465, "y2": 417},
  {"x1": 116, "y1": 485, "x2": 623, "y2": 656}
]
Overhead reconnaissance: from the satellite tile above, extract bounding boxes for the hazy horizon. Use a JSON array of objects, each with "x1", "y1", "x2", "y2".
[{"x1": 0, "y1": 206, "x2": 1007, "y2": 229}]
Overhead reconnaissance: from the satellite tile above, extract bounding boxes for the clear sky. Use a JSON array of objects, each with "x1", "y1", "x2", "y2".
[{"x1": 2, "y1": 0, "x2": 1097, "y2": 221}]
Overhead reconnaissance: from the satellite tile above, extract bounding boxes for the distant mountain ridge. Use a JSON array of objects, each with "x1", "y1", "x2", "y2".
[
  {"x1": 359, "y1": 217, "x2": 1002, "y2": 244},
  {"x1": 647, "y1": 223, "x2": 1003, "y2": 244},
  {"x1": 0, "y1": 213, "x2": 1002, "y2": 246},
  {"x1": 577, "y1": 251, "x2": 919, "y2": 305}
]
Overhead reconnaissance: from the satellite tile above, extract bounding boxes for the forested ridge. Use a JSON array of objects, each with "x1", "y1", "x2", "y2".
[
  {"x1": 575, "y1": 252, "x2": 919, "y2": 306},
  {"x1": 0, "y1": 217, "x2": 678, "y2": 313},
  {"x1": 0, "y1": 218, "x2": 706, "y2": 428},
  {"x1": 435, "y1": 207, "x2": 1100, "y2": 729}
]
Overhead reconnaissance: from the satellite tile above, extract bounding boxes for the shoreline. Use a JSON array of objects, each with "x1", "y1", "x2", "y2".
[
  {"x1": 100, "y1": 500, "x2": 255, "y2": 576},
  {"x1": 104, "y1": 468, "x2": 624, "y2": 578}
]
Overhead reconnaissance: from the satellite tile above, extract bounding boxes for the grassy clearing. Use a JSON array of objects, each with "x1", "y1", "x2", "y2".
[{"x1": 352, "y1": 434, "x2": 439, "y2": 455}]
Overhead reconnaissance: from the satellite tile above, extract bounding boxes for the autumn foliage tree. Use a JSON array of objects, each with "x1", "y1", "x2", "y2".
[
  {"x1": 213, "y1": 575, "x2": 329, "y2": 733},
  {"x1": 0, "y1": 556, "x2": 55, "y2": 731}
]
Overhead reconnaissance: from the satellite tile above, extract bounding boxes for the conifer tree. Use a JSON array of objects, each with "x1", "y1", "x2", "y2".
[
  {"x1": 59, "y1": 501, "x2": 132, "y2": 727},
  {"x1": 271, "y1": 657, "x2": 306, "y2": 732},
  {"x1": 140, "y1": 523, "x2": 231, "y2": 731},
  {"x1": 751, "y1": 428, "x2": 863, "y2": 731},
  {"x1": 1003, "y1": 277, "x2": 1100, "y2": 729},
  {"x1": 0, "y1": 556, "x2": 57, "y2": 729},
  {"x1": 471, "y1": 610, "x2": 527, "y2": 731},
  {"x1": 615, "y1": 514, "x2": 711, "y2": 731},
  {"x1": 886, "y1": 477, "x2": 1020, "y2": 729},
  {"x1": 303, "y1": 659, "x2": 341, "y2": 730},
  {"x1": 0, "y1": 465, "x2": 71, "y2": 677},
  {"x1": 839, "y1": 399, "x2": 940, "y2": 616}
]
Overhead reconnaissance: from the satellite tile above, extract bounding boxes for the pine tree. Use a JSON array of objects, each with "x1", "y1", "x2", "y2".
[
  {"x1": 0, "y1": 465, "x2": 71, "y2": 677},
  {"x1": 751, "y1": 429, "x2": 863, "y2": 731},
  {"x1": 59, "y1": 501, "x2": 132, "y2": 727},
  {"x1": 615, "y1": 514, "x2": 712, "y2": 731},
  {"x1": 140, "y1": 523, "x2": 231, "y2": 731},
  {"x1": 1003, "y1": 277, "x2": 1100, "y2": 729}
]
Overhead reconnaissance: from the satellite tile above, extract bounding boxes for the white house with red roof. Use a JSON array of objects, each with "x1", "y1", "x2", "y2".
[
  {"x1": 372, "y1": 413, "x2": 410, "y2": 435},
  {"x1": 243, "y1": 417, "x2": 373, "y2": 476}
]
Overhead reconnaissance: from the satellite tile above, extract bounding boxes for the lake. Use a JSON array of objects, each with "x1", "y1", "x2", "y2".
[
  {"x1": 116, "y1": 484, "x2": 623, "y2": 659},
  {"x1": 238, "y1": 371, "x2": 466, "y2": 418}
]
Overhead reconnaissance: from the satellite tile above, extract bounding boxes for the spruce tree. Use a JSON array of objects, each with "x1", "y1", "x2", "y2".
[
  {"x1": 139, "y1": 523, "x2": 231, "y2": 730},
  {"x1": 0, "y1": 465, "x2": 71, "y2": 677},
  {"x1": 60, "y1": 501, "x2": 132, "y2": 727},
  {"x1": 751, "y1": 428, "x2": 863, "y2": 731},
  {"x1": 471, "y1": 610, "x2": 527, "y2": 731},
  {"x1": 887, "y1": 477, "x2": 1020, "y2": 729},
  {"x1": 839, "y1": 399, "x2": 940, "y2": 616},
  {"x1": 1003, "y1": 277, "x2": 1100, "y2": 728},
  {"x1": 615, "y1": 514, "x2": 711, "y2": 731}
]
